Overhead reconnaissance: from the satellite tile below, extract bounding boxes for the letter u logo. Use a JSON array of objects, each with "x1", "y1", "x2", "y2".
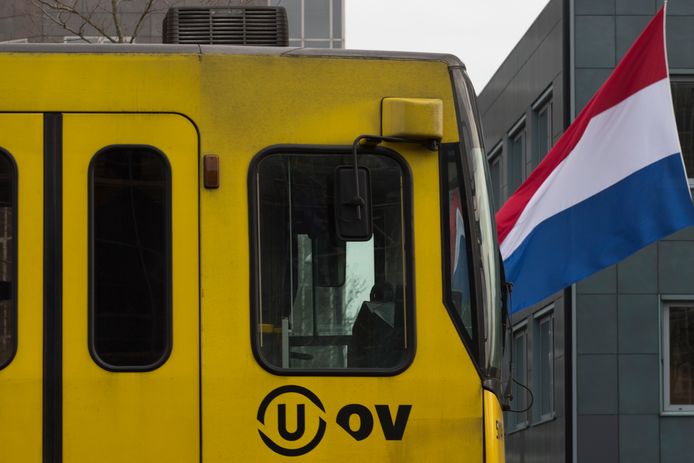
[{"x1": 277, "y1": 403, "x2": 305, "y2": 441}]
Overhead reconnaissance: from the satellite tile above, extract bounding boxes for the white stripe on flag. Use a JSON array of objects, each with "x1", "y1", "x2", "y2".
[{"x1": 501, "y1": 78, "x2": 681, "y2": 258}]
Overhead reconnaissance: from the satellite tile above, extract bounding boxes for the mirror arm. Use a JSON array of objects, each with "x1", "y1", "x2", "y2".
[{"x1": 349, "y1": 134, "x2": 438, "y2": 219}]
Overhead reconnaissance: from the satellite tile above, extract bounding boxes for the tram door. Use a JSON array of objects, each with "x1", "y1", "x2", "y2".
[
  {"x1": 0, "y1": 113, "x2": 199, "y2": 462},
  {"x1": 0, "y1": 114, "x2": 44, "y2": 462},
  {"x1": 60, "y1": 114, "x2": 199, "y2": 462}
]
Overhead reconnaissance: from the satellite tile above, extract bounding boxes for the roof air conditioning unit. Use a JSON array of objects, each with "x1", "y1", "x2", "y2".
[{"x1": 163, "y1": 6, "x2": 288, "y2": 46}]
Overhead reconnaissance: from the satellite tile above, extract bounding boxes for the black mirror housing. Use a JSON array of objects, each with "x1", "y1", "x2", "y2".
[{"x1": 334, "y1": 166, "x2": 373, "y2": 241}]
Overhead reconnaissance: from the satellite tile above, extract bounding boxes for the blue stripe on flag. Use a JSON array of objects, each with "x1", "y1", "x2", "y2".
[{"x1": 504, "y1": 153, "x2": 694, "y2": 312}]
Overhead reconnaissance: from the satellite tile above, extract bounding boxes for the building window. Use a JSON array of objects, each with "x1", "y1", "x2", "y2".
[
  {"x1": 662, "y1": 300, "x2": 694, "y2": 413},
  {"x1": 533, "y1": 306, "x2": 554, "y2": 422},
  {"x1": 271, "y1": 0, "x2": 343, "y2": 49},
  {"x1": 488, "y1": 144, "x2": 502, "y2": 211},
  {"x1": 89, "y1": 147, "x2": 171, "y2": 370},
  {"x1": 508, "y1": 121, "x2": 525, "y2": 197},
  {"x1": 671, "y1": 78, "x2": 694, "y2": 188},
  {"x1": 0, "y1": 151, "x2": 15, "y2": 370},
  {"x1": 532, "y1": 92, "x2": 552, "y2": 170},
  {"x1": 252, "y1": 149, "x2": 413, "y2": 372},
  {"x1": 507, "y1": 324, "x2": 529, "y2": 431}
]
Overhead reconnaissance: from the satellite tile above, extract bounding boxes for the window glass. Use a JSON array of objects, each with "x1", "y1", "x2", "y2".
[
  {"x1": 90, "y1": 147, "x2": 170, "y2": 369},
  {"x1": 489, "y1": 152, "x2": 502, "y2": 211},
  {"x1": 441, "y1": 145, "x2": 475, "y2": 345},
  {"x1": 508, "y1": 327, "x2": 528, "y2": 430},
  {"x1": 536, "y1": 311, "x2": 554, "y2": 420},
  {"x1": 332, "y1": 0, "x2": 342, "y2": 39},
  {"x1": 0, "y1": 152, "x2": 14, "y2": 369},
  {"x1": 534, "y1": 102, "x2": 552, "y2": 169},
  {"x1": 276, "y1": 0, "x2": 302, "y2": 39},
  {"x1": 305, "y1": 0, "x2": 330, "y2": 38},
  {"x1": 671, "y1": 80, "x2": 694, "y2": 181},
  {"x1": 254, "y1": 152, "x2": 411, "y2": 371},
  {"x1": 508, "y1": 129, "x2": 525, "y2": 195},
  {"x1": 451, "y1": 69, "x2": 504, "y2": 376},
  {"x1": 666, "y1": 303, "x2": 694, "y2": 410}
]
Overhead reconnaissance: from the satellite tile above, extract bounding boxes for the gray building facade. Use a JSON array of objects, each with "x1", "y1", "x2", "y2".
[
  {"x1": 479, "y1": 1, "x2": 694, "y2": 462},
  {"x1": 0, "y1": 0, "x2": 343, "y2": 47}
]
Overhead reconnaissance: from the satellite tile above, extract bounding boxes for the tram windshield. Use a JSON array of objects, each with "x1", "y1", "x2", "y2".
[
  {"x1": 451, "y1": 68, "x2": 505, "y2": 381},
  {"x1": 254, "y1": 151, "x2": 412, "y2": 372}
]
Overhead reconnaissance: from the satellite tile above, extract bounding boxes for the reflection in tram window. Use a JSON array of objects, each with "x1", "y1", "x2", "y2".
[
  {"x1": 0, "y1": 151, "x2": 14, "y2": 369},
  {"x1": 254, "y1": 152, "x2": 412, "y2": 371},
  {"x1": 441, "y1": 145, "x2": 476, "y2": 347},
  {"x1": 90, "y1": 147, "x2": 171, "y2": 369}
]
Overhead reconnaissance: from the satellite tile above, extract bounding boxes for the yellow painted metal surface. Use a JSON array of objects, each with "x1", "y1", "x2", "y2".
[
  {"x1": 197, "y1": 54, "x2": 480, "y2": 461},
  {"x1": 381, "y1": 97, "x2": 444, "y2": 140},
  {"x1": 61, "y1": 114, "x2": 199, "y2": 462},
  {"x1": 0, "y1": 49, "x2": 493, "y2": 461},
  {"x1": 484, "y1": 390, "x2": 506, "y2": 463},
  {"x1": 0, "y1": 114, "x2": 43, "y2": 463}
]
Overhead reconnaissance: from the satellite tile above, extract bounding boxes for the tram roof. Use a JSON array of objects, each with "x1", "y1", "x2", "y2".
[{"x1": 0, "y1": 43, "x2": 466, "y2": 69}]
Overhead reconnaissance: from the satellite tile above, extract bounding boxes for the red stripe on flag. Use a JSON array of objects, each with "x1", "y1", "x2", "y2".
[{"x1": 497, "y1": 7, "x2": 667, "y2": 245}]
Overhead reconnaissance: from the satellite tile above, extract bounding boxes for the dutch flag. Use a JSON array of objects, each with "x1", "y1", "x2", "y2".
[{"x1": 497, "y1": 6, "x2": 694, "y2": 313}]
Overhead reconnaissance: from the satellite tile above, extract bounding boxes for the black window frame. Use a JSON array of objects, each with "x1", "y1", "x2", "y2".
[
  {"x1": 0, "y1": 148, "x2": 17, "y2": 371},
  {"x1": 661, "y1": 298, "x2": 694, "y2": 413},
  {"x1": 506, "y1": 322, "x2": 530, "y2": 433},
  {"x1": 531, "y1": 87, "x2": 553, "y2": 171},
  {"x1": 248, "y1": 144, "x2": 416, "y2": 377},
  {"x1": 88, "y1": 145, "x2": 173, "y2": 372},
  {"x1": 532, "y1": 305, "x2": 555, "y2": 424},
  {"x1": 439, "y1": 142, "x2": 480, "y2": 363},
  {"x1": 671, "y1": 75, "x2": 694, "y2": 188},
  {"x1": 507, "y1": 119, "x2": 526, "y2": 198}
]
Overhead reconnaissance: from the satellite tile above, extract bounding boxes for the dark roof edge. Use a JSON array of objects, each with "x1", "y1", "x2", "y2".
[
  {"x1": 0, "y1": 42, "x2": 202, "y2": 54},
  {"x1": 0, "y1": 42, "x2": 466, "y2": 68},
  {"x1": 281, "y1": 47, "x2": 465, "y2": 68}
]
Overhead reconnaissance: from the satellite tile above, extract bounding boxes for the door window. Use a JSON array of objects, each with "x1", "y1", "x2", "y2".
[
  {"x1": 0, "y1": 150, "x2": 15, "y2": 369},
  {"x1": 89, "y1": 147, "x2": 171, "y2": 370}
]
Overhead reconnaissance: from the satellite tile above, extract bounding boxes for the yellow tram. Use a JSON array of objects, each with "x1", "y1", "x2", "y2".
[{"x1": 0, "y1": 43, "x2": 507, "y2": 462}]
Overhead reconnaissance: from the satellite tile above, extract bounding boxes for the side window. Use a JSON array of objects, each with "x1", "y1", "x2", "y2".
[
  {"x1": 533, "y1": 308, "x2": 554, "y2": 422},
  {"x1": 488, "y1": 145, "x2": 502, "y2": 212},
  {"x1": 507, "y1": 325, "x2": 529, "y2": 431},
  {"x1": 662, "y1": 300, "x2": 694, "y2": 412},
  {"x1": 671, "y1": 78, "x2": 694, "y2": 189},
  {"x1": 508, "y1": 122, "x2": 526, "y2": 196},
  {"x1": 440, "y1": 144, "x2": 476, "y2": 349},
  {"x1": 89, "y1": 147, "x2": 171, "y2": 370},
  {"x1": 0, "y1": 151, "x2": 15, "y2": 369},
  {"x1": 253, "y1": 150, "x2": 412, "y2": 372},
  {"x1": 533, "y1": 98, "x2": 552, "y2": 169}
]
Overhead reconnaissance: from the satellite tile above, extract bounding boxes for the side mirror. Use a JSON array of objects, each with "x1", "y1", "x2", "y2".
[{"x1": 334, "y1": 165, "x2": 372, "y2": 241}]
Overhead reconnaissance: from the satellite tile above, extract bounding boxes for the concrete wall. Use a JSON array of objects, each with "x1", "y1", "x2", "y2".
[
  {"x1": 478, "y1": 1, "x2": 571, "y2": 462},
  {"x1": 573, "y1": 1, "x2": 694, "y2": 462},
  {"x1": 478, "y1": 0, "x2": 565, "y2": 163},
  {"x1": 482, "y1": 0, "x2": 694, "y2": 461}
]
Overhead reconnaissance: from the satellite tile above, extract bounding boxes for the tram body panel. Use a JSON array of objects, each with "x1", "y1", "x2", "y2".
[
  {"x1": 0, "y1": 48, "x2": 505, "y2": 462},
  {"x1": 485, "y1": 390, "x2": 506, "y2": 463},
  {"x1": 197, "y1": 55, "x2": 483, "y2": 461},
  {"x1": 0, "y1": 114, "x2": 43, "y2": 462}
]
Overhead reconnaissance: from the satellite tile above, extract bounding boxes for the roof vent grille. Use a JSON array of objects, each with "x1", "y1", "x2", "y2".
[{"x1": 163, "y1": 7, "x2": 288, "y2": 46}]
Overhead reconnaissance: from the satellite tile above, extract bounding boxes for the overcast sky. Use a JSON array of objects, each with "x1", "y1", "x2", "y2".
[{"x1": 345, "y1": 0, "x2": 551, "y2": 92}]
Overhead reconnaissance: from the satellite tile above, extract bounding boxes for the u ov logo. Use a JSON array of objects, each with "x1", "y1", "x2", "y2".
[
  {"x1": 256, "y1": 385, "x2": 327, "y2": 457},
  {"x1": 257, "y1": 385, "x2": 413, "y2": 456}
]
